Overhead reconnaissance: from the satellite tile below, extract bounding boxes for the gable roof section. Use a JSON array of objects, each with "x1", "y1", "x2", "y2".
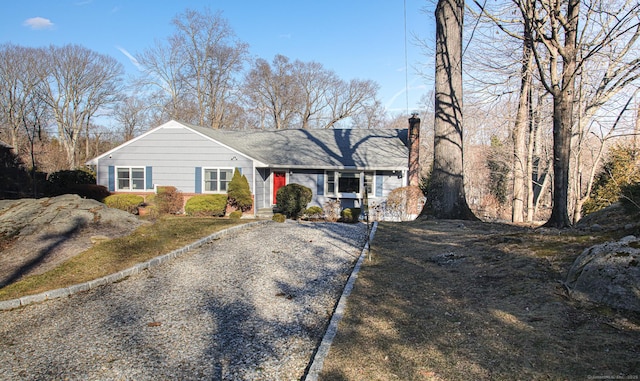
[
  {"x1": 86, "y1": 120, "x2": 262, "y2": 166},
  {"x1": 187, "y1": 124, "x2": 409, "y2": 170}
]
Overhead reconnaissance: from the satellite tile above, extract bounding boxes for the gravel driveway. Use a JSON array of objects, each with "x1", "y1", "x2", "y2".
[{"x1": 0, "y1": 221, "x2": 367, "y2": 380}]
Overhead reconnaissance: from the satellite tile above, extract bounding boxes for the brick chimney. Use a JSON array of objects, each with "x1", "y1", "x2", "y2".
[{"x1": 408, "y1": 113, "x2": 420, "y2": 187}]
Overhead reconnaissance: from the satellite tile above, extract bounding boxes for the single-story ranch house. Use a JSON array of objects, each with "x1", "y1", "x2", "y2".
[{"x1": 87, "y1": 119, "x2": 421, "y2": 217}]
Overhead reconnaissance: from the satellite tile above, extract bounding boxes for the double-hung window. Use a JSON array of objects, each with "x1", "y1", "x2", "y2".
[
  {"x1": 117, "y1": 167, "x2": 145, "y2": 190},
  {"x1": 204, "y1": 168, "x2": 233, "y2": 192},
  {"x1": 363, "y1": 171, "x2": 374, "y2": 195}
]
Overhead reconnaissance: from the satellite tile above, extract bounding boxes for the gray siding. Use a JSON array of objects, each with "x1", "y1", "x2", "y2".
[
  {"x1": 289, "y1": 170, "x2": 323, "y2": 207},
  {"x1": 96, "y1": 125, "x2": 254, "y2": 193},
  {"x1": 379, "y1": 171, "x2": 405, "y2": 195},
  {"x1": 254, "y1": 168, "x2": 270, "y2": 210}
]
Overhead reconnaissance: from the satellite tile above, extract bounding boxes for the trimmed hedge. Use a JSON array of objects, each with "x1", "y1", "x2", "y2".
[
  {"x1": 185, "y1": 194, "x2": 228, "y2": 216},
  {"x1": 104, "y1": 194, "x2": 144, "y2": 214}
]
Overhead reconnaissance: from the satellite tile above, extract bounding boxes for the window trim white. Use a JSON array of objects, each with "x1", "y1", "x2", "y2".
[
  {"x1": 325, "y1": 170, "x2": 375, "y2": 198},
  {"x1": 115, "y1": 166, "x2": 146, "y2": 191},
  {"x1": 203, "y1": 167, "x2": 234, "y2": 193}
]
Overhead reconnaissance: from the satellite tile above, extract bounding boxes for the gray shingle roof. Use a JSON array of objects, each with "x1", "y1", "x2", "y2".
[{"x1": 188, "y1": 125, "x2": 410, "y2": 170}]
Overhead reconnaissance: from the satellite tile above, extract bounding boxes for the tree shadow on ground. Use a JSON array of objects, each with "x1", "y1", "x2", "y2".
[
  {"x1": 319, "y1": 219, "x2": 640, "y2": 380},
  {"x1": 0, "y1": 217, "x2": 85, "y2": 287}
]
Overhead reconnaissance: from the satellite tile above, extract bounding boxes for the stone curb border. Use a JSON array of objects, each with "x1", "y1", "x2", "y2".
[
  {"x1": 304, "y1": 221, "x2": 379, "y2": 381},
  {"x1": 0, "y1": 220, "x2": 271, "y2": 311}
]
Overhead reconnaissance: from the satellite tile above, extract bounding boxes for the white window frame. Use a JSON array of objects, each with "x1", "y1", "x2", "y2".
[
  {"x1": 203, "y1": 167, "x2": 234, "y2": 193},
  {"x1": 325, "y1": 170, "x2": 375, "y2": 198},
  {"x1": 116, "y1": 166, "x2": 145, "y2": 191}
]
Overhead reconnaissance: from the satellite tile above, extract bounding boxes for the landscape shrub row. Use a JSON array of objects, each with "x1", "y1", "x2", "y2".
[{"x1": 184, "y1": 194, "x2": 228, "y2": 216}]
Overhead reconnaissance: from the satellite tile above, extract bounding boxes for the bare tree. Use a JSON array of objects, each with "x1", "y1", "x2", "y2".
[
  {"x1": 423, "y1": 0, "x2": 477, "y2": 220},
  {"x1": 113, "y1": 95, "x2": 150, "y2": 141},
  {"x1": 40, "y1": 44, "x2": 123, "y2": 168},
  {"x1": 324, "y1": 78, "x2": 380, "y2": 129},
  {"x1": 0, "y1": 44, "x2": 51, "y2": 196},
  {"x1": 509, "y1": 5, "x2": 535, "y2": 223},
  {"x1": 569, "y1": 4, "x2": 640, "y2": 222},
  {"x1": 136, "y1": 8, "x2": 248, "y2": 129},
  {"x1": 243, "y1": 54, "x2": 380, "y2": 129},
  {"x1": 294, "y1": 60, "x2": 337, "y2": 129},
  {"x1": 0, "y1": 45, "x2": 47, "y2": 153},
  {"x1": 135, "y1": 40, "x2": 190, "y2": 122},
  {"x1": 471, "y1": 0, "x2": 640, "y2": 226},
  {"x1": 244, "y1": 55, "x2": 300, "y2": 129},
  {"x1": 0, "y1": 43, "x2": 24, "y2": 151}
]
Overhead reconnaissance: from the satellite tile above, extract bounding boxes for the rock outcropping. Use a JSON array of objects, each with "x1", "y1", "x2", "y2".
[
  {"x1": 566, "y1": 235, "x2": 640, "y2": 312},
  {"x1": 0, "y1": 194, "x2": 145, "y2": 286}
]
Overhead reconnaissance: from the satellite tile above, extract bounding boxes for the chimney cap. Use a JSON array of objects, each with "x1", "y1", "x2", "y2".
[{"x1": 410, "y1": 112, "x2": 419, "y2": 118}]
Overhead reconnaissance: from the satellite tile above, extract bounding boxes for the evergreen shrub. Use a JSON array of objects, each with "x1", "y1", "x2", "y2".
[
  {"x1": 227, "y1": 169, "x2": 253, "y2": 211},
  {"x1": 272, "y1": 213, "x2": 286, "y2": 223},
  {"x1": 341, "y1": 208, "x2": 361, "y2": 223},
  {"x1": 104, "y1": 194, "x2": 144, "y2": 213},
  {"x1": 229, "y1": 210, "x2": 243, "y2": 220},
  {"x1": 620, "y1": 182, "x2": 640, "y2": 214},
  {"x1": 47, "y1": 169, "x2": 96, "y2": 196},
  {"x1": 275, "y1": 183, "x2": 312, "y2": 219},
  {"x1": 70, "y1": 184, "x2": 111, "y2": 202},
  {"x1": 185, "y1": 194, "x2": 227, "y2": 216},
  {"x1": 304, "y1": 206, "x2": 324, "y2": 219},
  {"x1": 583, "y1": 145, "x2": 640, "y2": 215}
]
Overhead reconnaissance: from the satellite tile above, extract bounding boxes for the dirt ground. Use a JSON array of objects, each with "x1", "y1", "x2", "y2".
[{"x1": 319, "y1": 213, "x2": 640, "y2": 380}]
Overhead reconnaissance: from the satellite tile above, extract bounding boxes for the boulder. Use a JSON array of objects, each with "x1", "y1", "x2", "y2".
[
  {"x1": 0, "y1": 195, "x2": 146, "y2": 286},
  {"x1": 566, "y1": 235, "x2": 640, "y2": 312}
]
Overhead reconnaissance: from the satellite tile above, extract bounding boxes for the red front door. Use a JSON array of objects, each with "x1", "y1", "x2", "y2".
[{"x1": 273, "y1": 171, "x2": 286, "y2": 204}]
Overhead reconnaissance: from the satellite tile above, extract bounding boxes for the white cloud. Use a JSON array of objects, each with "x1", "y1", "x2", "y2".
[
  {"x1": 23, "y1": 17, "x2": 54, "y2": 30},
  {"x1": 116, "y1": 46, "x2": 141, "y2": 70}
]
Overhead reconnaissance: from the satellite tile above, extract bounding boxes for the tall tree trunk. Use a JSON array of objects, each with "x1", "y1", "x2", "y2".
[
  {"x1": 512, "y1": 16, "x2": 534, "y2": 223},
  {"x1": 526, "y1": 88, "x2": 544, "y2": 222},
  {"x1": 635, "y1": 101, "x2": 640, "y2": 151},
  {"x1": 423, "y1": 0, "x2": 477, "y2": 220},
  {"x1": 544, "y1": 0, "x2": 579, "y2": 228},
  {"x1": 546, "y1": 91, "x2": 573, "y2": 227}
]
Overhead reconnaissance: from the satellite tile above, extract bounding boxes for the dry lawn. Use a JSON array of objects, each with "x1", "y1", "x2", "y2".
[
  {"x1": 319, "y1": 218, "x2": 640, "y2": 380},
  {"x1": 0, "y1": 217, "x2": 250, "y2": 301}
]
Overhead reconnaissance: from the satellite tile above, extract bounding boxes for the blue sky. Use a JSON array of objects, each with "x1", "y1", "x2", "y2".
[{"x1": 1, "y1": 0, "x2": 435, "y2": 118}]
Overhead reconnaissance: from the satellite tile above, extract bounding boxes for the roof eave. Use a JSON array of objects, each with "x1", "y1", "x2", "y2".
[{"x1": 259, "y1": 164, "x2": 408, "y2": 171}]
